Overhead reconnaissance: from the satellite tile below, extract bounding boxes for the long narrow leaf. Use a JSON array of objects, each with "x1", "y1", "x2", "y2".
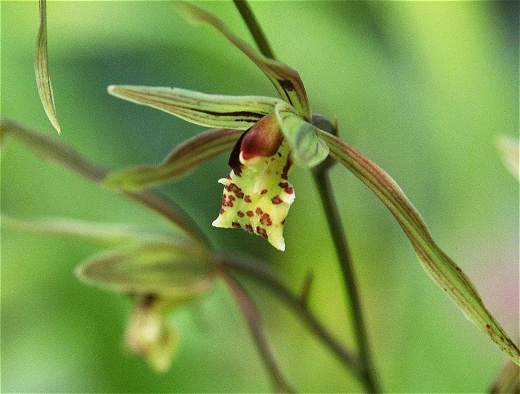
[
  {"x1": 105, "y1": 128, "x2": 243, "y2": 190},
  {"x1": 178, "y1": 2, "x2": 312, "y2": 121},
  {"x1": 108, "y1": 85, "x2": 281, "y2": 130},
  {"x1": 318, "y1": 130, "x2": 520, "y2": 365},
  {"x1": 34, "y1": 0, "x2": 61, "y2": 134},
  {"x1": 2, "y1": 215, "x2": 169, "y2": 246}
]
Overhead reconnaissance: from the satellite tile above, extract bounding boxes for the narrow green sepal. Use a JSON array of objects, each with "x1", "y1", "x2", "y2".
[
  {"x1": 318, "y1": 129, "x2": 520, "y2": 366},
  {"x1": 104, "y1": 128, "x2": 243, "y2": 191},
  {"x1": 34, "y1": 0, "x2": 61, "y2": 134},
  {"x1": 108, "y1": 85, "x2": 282, "y2": 130}
]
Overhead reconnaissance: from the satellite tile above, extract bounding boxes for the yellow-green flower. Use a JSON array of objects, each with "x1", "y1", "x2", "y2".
[{"x1": 105, "y1": 3, "x2": 329, "y2": 250}]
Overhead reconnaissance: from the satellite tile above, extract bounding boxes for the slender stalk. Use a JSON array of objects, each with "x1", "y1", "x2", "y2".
[
  {"x1": 233, "y1": 0, "x2": 275, "y2": 60},
  {"x1": 216, "y1": 254, "x2": 363, "y2": 380},
  {"x1": 1, "y1": 119, "x2": 210, "y2": 246},
  {"x1": 234, "y1": 2, "x2": 380, "y2": 392},
  {"x1": 313, "y1": 169, "x2": 379, "y2": 393},
  {"x1": 215, "y1": 265, "x2": 296, "y2": 393}
]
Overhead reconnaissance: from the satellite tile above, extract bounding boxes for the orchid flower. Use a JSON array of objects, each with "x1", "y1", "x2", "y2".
[
  {"x1": 105, "y1": 3, "x2": 329, "y2": 251},
  {"x1": 101, "y1": 3, "x2": 520, "y2": 365}
]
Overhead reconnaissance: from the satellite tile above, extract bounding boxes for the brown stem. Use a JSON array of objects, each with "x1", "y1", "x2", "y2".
[
  {"x1": 215, "y1": 265, "x2": 296, "y2": 393},
  {"x1": 215, "y1": 254, "x2": 363, "y2": 381}
]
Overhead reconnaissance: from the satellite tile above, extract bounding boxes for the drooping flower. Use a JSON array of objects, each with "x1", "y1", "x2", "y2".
[
  {"x1": 105, "y1": 3, "x2": 329, "y2": 250},
  {"x1": 212, "y1": 113, "x2": 295, "y2": 250}
]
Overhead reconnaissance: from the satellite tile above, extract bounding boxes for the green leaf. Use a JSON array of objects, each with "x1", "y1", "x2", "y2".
[
  {"x1": 318, "y1": 129, "x2": 520, "y2": 365},
  {"x1": 104, "y1": 128, "x2": 243, "y2": 191},
  {"x1": 108, "y1": 85, "x2": 282, "y2": 130},
  {"x1": 275, "y1": 103, "x2": 329, "y2": 168},
  {"x1": 76, "y1": 240, "x2": 215, "y2": 300},
  {"x1": 34, "y1": 0, "x2": 61, "y2": 134},
  {"x1": 2, "y1": 215, "x2": 164, "y2": 246},
  {"x1": 177, "y1": 2, "x2": 312, "y2": 121}
]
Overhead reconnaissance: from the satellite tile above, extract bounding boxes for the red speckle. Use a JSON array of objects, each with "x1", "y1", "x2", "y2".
[
  {"x1": 222, "y1": 193, "x2": 236, "y2": 207},
  {"x1": 237, "y1": 191, "x2": 245, "y2": 199},
  {"x1": 260, "y1": 189, "x2": 268, "y2": 195},
  {"x1": 278, "y1": 182, "x2": 289, "y2": 189},
  {"x1": 271, "y1": 196, "x2": 283, "y2": 204},
  {"x1": 281, "y1": 158, "x2": 292, "y2": 180},
  {"x1": 244, "y1": 195, "x2": 252, "y2": 203},
  {"x1": 245, "y1": 224, "x2": 254, "y2": 233},
  {"x1": 255, "y1": 207, "x2": 263, "y2": 215},
  {"x1": 226, "y1": 183, "x2": 242, "y2": 195},
  {"x1": 256, "y1": 226, "x2": 268, "y2": 239},
  {"x1": 232, "y1": 222, "x2": 241, "y2": 229},
  {"x1": 237, "y1": 211, "x2": 244, "y2": 218},
  {"x1": 226, "y1": 175, "x2": 232, "y2": 180},
  {"x1": 284, "y1": 187, "x2": 294, "y2": 194},
  {"x1": 260, "y1": 213, "x2": 272, "y2": 226},
  {"x1": 246, "y1": 210, "x2": 254, "y2": 217},
  {"x1": 281, "y1": 219, "x2": 286, "y2": 224},
  {"x1": 220, "y1": 208, "x2": 225, "y2": 214}
]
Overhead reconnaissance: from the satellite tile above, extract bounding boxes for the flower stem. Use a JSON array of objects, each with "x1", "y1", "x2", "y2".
[
  {"x1": 234, "y1": 2, "x2": 380, "y2": 392},
  {"x1": 216, "y1": 254, "x2": 363, "y2": 380},
  {"x1": 216, "y1": 264, "x2": 296, "y2": 393},
  {"x1": 312, "y1": 168, "x2": 380, "y2": 393},
  {"x1": 233, "y1": 0, "x2": 275, "y2": 60}
]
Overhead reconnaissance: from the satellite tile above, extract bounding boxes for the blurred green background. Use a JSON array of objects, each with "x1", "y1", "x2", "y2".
[{"x1": 2, "y1": 1, "x2": 518, "y2": 392}]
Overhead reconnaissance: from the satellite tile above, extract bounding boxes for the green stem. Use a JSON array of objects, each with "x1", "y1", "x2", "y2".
[
  {"x1": 233, "y1": 0, "x2": 275, "y2": 60},
  {"x1": 215, "y1": 264, "x2": 296, "y2": 393},
  {"x1": 216, "y1": 254, "x2": 363, "y2": 380},
  {"x1": 312, "y1": 168, "x2": 380, "y2": 393},
  {"x1": 234, "y1": 2, "x2": 380, "y2": 392}
]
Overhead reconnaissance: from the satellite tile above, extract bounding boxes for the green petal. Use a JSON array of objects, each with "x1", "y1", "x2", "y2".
[
  {"x1": 34, "y1": 0, "x2": 61, "y2": 134},
  {"x1": 108, "y1": 85, "x2": 282, "y2": 130},
  {"x1": 105, "y1": 128, "x2": 243, "y2": 191},
  {"x1": 275, "y1": 103, "x2": 329, "y2": 168},
  {"x1": 318, "y1": 129, "x2": 520, "y2": 365},
  {"x1": 76, "y1": 240, "x2": 215, "y2": 300},
  {"x1": 212, "y1": 140, "x2": 294, "y2": 251},
  {"x1": 177, "y1": 2, "x2": 312, "y2": 121}
]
